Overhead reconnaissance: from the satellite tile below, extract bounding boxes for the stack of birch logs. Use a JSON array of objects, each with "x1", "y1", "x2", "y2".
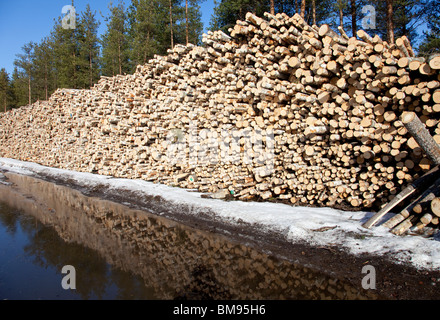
[
  {"x1": 1, "y1": 12, "x2": 440, "y2": 230},
  {"x1": 384, "y1": 180, "x2": 440, "y2": 236},
  {"x1": 362, "y1": 110, "x2": 440, "y2": 235},
  {"x1": 224, "y1": 12, "x2": 440, "y2": 211}
]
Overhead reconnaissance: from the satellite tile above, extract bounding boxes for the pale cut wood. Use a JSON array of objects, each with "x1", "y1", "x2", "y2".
[
  {"x1": 427, "y1": 80, "x2": 440, "y2": 89},
  {"x1": 433, "y1": 90, "x2": 440, "y2": 104},
  {"x1": 382, "y1": 213, "x2": 406, "y2": 229},
  {"x1": 420, "y1": 213, "x2": 433, "y2": 225},
  {"x1": 363, "y1": 165, "x2": 440, "y2": 229},
  {"x1": 391, "y1": 215, "x2": 415, "y2": 235},
  {"x1": 2, "y1": 10, "x2": 440, "y2": 221},
  {"x1": 383, "y1": 176, "x2": 440, "y2": 230},
  {"x1": 397, "y1": 57, "x2": 410, "y2": 68},
  {"x1": 428, "y1": 54, "x2": 440, "y2": 70},
  {"x1": 395, "y1": 37, "x2": 410, "y2": 57},
  {"x1": 318, "y1": 24, "x2": 347, "y2": 45},
  {"x1": 432, "y1": 197, "x2": 440, "y2": 217},
  {"x1": 409, "y1": 59, "x2": 422, "y2": 71},
  {"x1": 419, "y1": 63, "x2": 433, "y2": 75},
  {"x1": 413, "y1": 216, "x2": 432, "y2": 230},
  {"x1": 337, "y1": 26, "x2": 349, "y2": 40},
  {"x1": 401, "y1": 112, "x2": 440, "y2": 165},
  {"x1": 288, "y1": 56, "x2": 300, "y2": 68},
  {"x1": 402, "y1": 36, "x2": 415, "y2": 57},
  {"x1": 356, "y1": 30, "x2": 373, "y2": 44}
]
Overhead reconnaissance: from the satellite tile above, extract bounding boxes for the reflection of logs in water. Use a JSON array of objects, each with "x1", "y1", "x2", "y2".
[{"x1": 0, "y1": 173, "x2": 379, "y2": 300}]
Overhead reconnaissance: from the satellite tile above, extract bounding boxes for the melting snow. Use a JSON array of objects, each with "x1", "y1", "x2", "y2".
[{"x1": 1, "y1": 157, "x2": 439, "y2": 271}]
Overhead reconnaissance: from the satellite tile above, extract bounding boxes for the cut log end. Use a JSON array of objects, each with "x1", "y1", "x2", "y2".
[
  {"x1": 432, "y1": 198, "x2": 440, "y2": 217},
  {"x1": 401, "y1": 111, "x2": 416, "y2": 124},
  {"x1": 429, "y1": 54, "x2": 440, "y2": 70}
]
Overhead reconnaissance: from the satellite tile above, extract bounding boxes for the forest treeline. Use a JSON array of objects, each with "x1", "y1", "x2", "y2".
[{"x1": 0, "y1": 0, "x2": 439, "y2": 111}]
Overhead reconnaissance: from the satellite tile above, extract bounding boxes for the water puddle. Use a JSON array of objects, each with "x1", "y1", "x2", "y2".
[
  {"x1": 0, "y1": 173, "x2": 379, "y2": 300},
  {"x1": 0, "y1": 201, "x2": 153, "y2": 299}
]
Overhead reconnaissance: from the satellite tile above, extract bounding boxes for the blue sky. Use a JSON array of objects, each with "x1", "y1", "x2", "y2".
[{"x1": 0, "y1": 0, "x2": 216, "y2": 75}]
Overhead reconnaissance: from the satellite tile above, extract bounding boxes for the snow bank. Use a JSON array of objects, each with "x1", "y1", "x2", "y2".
[{"x1": 1, "y1": 157, "x2": 439, "y2": 271}]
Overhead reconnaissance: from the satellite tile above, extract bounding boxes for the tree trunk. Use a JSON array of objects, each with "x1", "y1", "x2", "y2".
[
  {"x1": 185, "y1": 0, "x2": 189, "y2": 45},
  {"x1": 270, "y1": 0, "x2": 275, "y2": 14},
  {"x1": 144, "y1": 30, "x2": 150, "y2": 64},
  {"x1": 45, "y1": 62, "x2": 48, "y2": 100},
  {"x1": 350, "y1": 0, "x2": 356, "y2": 37},
  {"x1": 386, "y1": 0, "x2": 394, "y2": 43},
  {"x1": 28, "y1": 72, "x2": 31, "y2": 106},
  {"x1": 89, "y1": 47, "x2": 93, "y2": 88},
  {"x1": 73, "y1": 51, "x2": 76, "y2": 89},
  {"x1": 312, "y1": 0, "x2": 316, "y2": 25},
  {"x1": 118, "y1": 41, "x2": 122, "y2": 75},
  {"x1": 300, "y1": 0, "x2": 306, "y2": 18},
  {"x1": 339, "y1": 6, "x2": 344, "y2": 28},
  {"x1": 169, "y1": 0, "x2": 174, "y2": 49}
]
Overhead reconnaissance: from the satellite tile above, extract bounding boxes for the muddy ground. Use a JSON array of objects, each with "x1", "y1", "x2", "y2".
[{"x1": 1, "y1": 167, "x2": 440, "y2": 299}]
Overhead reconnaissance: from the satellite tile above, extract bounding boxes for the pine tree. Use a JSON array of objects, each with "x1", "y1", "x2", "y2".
[
  {"x1": 394, "y1": 0, "x2": 430, "y2": 43},
  {"x1": 33, "y1": 37, "x2": 54, "y2": 101},
  {"x1": 7, "y1": 2, "x2": 106, "y2": 105},
  {"x1": 185, "y1": 0, "x2": 204, "y2": 45},
  {"x1": 155, "y1": 0, "x2": 181, "y2": 53},
  {"x1": 13, "y1": 42, "x2": 35, "y2": 106},
  {"x1": 210, "y1": 0, "x2": 339, "y2": 33},
  {"x1": 0, "y1": 68, "x2": 12, "y2": 112},
  {"x1": 127, "y1": 0, "x2": 203, "y2": 67},
  {"x1": 170, "y1": 0, "x2": 204, "y2": 46},
  {"x1": 50, "y1": 13, "x2": 80, "y2": 89},
  {"x1": 418, "y1": 0, "x2": 440, "y2": 54},
  {"x1": 386, "y1": 0, "x2": 395, "y2": 43},
  {"x1": 334, "y1": 0, "x2": 348, "y2": 29},
  {"x1": 101, "y1": 1, "x2": 130, "y2": 76},
  {"x1": 350, "y1": 0, "x2": 356, "y2": 36},
  {"x1": 128, "y1": 0, "x2": 162, "y2": 67},
  {"x1": 10, "y1": 67, "x2": 28, "y2": 108},
  {"x1": 77, "y1": 4, "x2": 101, "y2": 88},
  {"x1": 169, "y1": 0, "x2": 175, "y2": 49},
  {"x1": 209, "y1": 0, "x2": 269, "y2": 33},
  {"x1": 301, "y1": 0, "x2": 306, "y2": 18},
  {"x1": 366, "y1": 0, "x2": 428, "y2": 43},
  {"x1": 185, "y1": 0, "x2": 190, "y2": 44}
]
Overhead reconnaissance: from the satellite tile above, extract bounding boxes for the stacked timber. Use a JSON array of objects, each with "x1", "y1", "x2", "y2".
[
  {"x1": 383, "y1": 182, "x2": 440, "y2": 236},
  {"x1": 0, "y1": 12, "x2": 440, "y2": 219},
  {"x1": 363, "y1": 111, "x2": 440, "y2": 234}
]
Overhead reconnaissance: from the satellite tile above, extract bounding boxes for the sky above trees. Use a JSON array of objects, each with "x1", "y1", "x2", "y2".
[{"x1": 0, "y1": 0, "x2": 216, "y2": 75}]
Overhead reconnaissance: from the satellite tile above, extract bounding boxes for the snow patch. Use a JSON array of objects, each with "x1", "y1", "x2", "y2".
[{"x1": 1, "y1": 157, "x2": 439, "y2": 271}]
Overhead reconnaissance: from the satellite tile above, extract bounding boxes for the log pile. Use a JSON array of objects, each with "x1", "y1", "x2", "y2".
[
  {"x1": 383, "y1": 176, "x2": 440, "y2": 236},
  {"x1": 1, "y1": 12, "x2": 440, "y2": 223},
  {"x1": 363, "y1": 112, "x2": 440, "y2": 234}
]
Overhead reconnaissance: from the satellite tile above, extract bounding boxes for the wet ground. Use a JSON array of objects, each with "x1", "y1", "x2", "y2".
[
  {"x1": 0, "y1": 170, "x2": 439, "y2": 299},
  {"x1": 0, "y1": 201, "x2": 155, "y2": 299}
]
